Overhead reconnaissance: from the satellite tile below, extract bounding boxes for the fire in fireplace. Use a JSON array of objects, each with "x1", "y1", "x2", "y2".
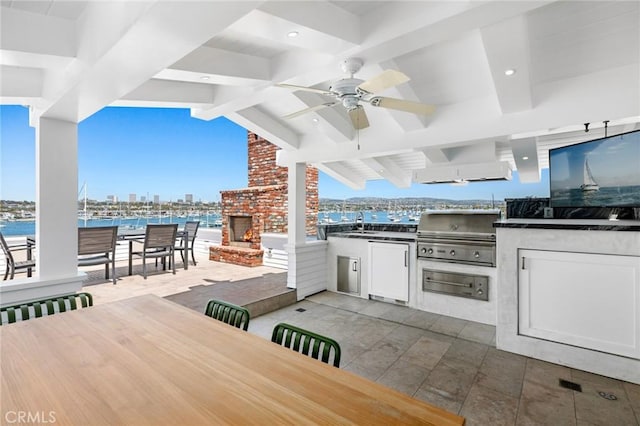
[{"x1": 229, "y1": 216, "x2": 253, "y2": 247}]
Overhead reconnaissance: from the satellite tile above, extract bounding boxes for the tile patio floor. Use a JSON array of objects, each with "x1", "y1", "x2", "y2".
[{"x1": 81, "y1": 253, "x2": 640, "y2": 426}]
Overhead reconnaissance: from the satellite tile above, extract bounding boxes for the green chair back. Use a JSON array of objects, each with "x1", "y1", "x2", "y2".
[
  {"x1": 204, "y1": 299, "x2": 250, "y2": 331},
  {"x1": 0, "y1": 292, "x2": 93, "y2": 325},
  {"x1": 271, "y1": 322, "x2": 341, "y2": 367}
]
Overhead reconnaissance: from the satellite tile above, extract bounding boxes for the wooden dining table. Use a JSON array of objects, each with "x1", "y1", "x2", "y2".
[{"x1": 0, "y1": 294, "x2": 465, "y2": 425}]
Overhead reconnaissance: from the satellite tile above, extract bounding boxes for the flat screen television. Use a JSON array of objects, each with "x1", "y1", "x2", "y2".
[{"x1": 549, "y1": 129, "x2": 640, "y2": 207}]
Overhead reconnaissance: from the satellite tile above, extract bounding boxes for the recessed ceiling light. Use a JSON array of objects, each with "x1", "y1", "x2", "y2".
[
  {"x1": 522, "y1": 156, "x2": 529, "y2": 160},
  {"x1": 200, "y1": 76, "x2": 210, "y2": 81},
  {"x1": 287, "y1": 31, "x2": 299, "y2": 38},
  {"x1": 504, "y1": 69, "x2": 516, "y2": 76},
  {"x1": 312, "y1": 118, "x2": 319, "y2": 123}
]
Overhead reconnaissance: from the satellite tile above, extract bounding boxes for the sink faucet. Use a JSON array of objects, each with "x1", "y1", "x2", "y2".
[{"x1": 355, "y1": 211, "x2": 365, "y2": 232}]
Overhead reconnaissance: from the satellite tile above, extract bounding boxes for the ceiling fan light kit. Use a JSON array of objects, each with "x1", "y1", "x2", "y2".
[{"x1": 277, "y1": 57, "x2": 435, "y2": 131}]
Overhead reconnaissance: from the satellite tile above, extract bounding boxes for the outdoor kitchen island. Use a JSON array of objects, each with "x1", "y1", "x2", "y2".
[
  {"x1": 494, "y1": 218, "x2": 640, "y2": 385},
  {"x1": 323, "y1": 211, "x2": 500, "y2": 326}
]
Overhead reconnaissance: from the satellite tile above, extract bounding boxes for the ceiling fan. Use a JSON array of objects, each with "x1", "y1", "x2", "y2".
[{"x1": 277, "y1": 58, "x2": 435, "y2": 130}]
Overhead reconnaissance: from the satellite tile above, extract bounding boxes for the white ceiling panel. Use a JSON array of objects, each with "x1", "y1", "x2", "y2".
[
  {"x1": 528, "y1": 1, "x2": 640, "y2": 84},
  {"x1": 393, "y1": 31, "x2": 494, "y2": 105}
]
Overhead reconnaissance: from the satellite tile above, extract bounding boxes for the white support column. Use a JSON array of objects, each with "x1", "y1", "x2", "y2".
[
  {"x1": 285, "y1": 162, "x2": 329, "y2": 299},
  {"x1": 0, "y1": 116, "x2": 85, "y2": 307},
  {"x1": 287, "y1": 162, "x2": 307, "y2": 246},
  {"x1": 35, "y1": 117, "x2": 79, "y2": 279}
]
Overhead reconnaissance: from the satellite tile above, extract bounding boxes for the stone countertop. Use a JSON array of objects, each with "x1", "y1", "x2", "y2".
[
  {"x1": 328, "y1": 230, "x2": 417, "y2": 242},
  {"x1": 494, "y1": 218, "x2": 640, "y2": 231}
]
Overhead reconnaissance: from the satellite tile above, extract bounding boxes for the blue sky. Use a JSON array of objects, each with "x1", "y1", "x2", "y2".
[{"x1": 1, "y1": 105, "x2": 549, "y2": 202}]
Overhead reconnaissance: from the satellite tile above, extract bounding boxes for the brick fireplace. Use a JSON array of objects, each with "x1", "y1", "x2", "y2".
[{"x1": 209, "y1": 132, "x2": 318, "y2": 267}]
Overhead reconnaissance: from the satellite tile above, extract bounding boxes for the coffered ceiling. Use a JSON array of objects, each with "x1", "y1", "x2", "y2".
[{"x1": 1, "y1": 0, "x2": 638, "y2": 188}]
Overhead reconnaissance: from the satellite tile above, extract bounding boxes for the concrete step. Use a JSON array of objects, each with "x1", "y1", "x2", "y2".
[{"x1": 163, "y1": 271, "x2": 296, "y2": 318}]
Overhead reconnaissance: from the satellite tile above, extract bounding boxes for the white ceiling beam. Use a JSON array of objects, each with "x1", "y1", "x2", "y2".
[
  {"x1": 481, "y1": 15, "x2": 532, "y2": 113},
  {"x1": 315, "y1": 162, "x2": 365, "y2": 190},
  {"x1": 115, "y1": 79, "x2": 215, "y2": 106},
  {"x1": 165, "y1": 46, "x2": 271, "y2": 85},
  {"x1": 227, "y1": 106, "x2": 299, "y2": 151},
  {"x1": 510, "y1": 137, "x2": 541, "y2": 183},
  {"x1": 0, "y1": 65, "x2": 42, "y2": 98},
  {"x1": 360, "y1": 157, "x2": 412, "y2": 188},
  {"x1": 420, "y1": 148, "x2": 451, "y2": 164},
  {"x1": 40, "y1": 1, "x2": 262, "y2": 122},
  {"x1": 191, "y1": 85, "x2": 278, "y2": 121},
  {"x1": 444, "y1": 141, "x2": 498, "y2": 164}
]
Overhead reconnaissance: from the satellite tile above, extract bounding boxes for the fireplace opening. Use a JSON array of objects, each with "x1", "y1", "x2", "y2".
[{"x1": 229, "y1": 216, "x2": 253, "y2": 247}]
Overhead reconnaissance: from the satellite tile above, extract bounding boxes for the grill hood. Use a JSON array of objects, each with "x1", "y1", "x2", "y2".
[{"x1": 413, "y1": 161, "x2": 512, "y2": 184}]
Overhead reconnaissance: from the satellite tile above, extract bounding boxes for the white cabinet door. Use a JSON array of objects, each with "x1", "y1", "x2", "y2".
[
  {"x1": 368, "y1": 242, "x2": 409, "y2": 301},
  {"x1": 519, "y1": 249, "x2": 640, "y2": 359}
]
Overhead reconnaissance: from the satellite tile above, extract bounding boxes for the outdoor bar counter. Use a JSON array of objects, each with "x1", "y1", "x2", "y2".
[
  {"x1": 494, "y1": 218, "x2": 640, "y2": 384},
  {"x1": 494, "y1": 217, "x2": 640, "y2": 231}
]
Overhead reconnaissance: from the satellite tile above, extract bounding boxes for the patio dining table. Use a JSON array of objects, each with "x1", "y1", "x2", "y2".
[{"x1": 0, "y1": 294, "x2": 465, "y2": 425}]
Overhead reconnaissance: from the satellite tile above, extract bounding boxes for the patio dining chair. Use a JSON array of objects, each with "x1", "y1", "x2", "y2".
[
  {"x1": 0, "y1": 292, "x2": 93, "y2": 325},
  {"x1": 204, "y1": 299, "x2": 250, "y2": 331},
  {"x1": 78, "y1": 226, "x2": 118, "y2": 284},
  {"x1": 0, "y1": 232, "x2": 36, "y2": 280},
  {"x1": 131, "y1": 224, "x2": 178, "y2": 279},
  {"x1": 174, "y1": 221, "x2": 200, "y2": 267},
  {"x1": 271, "y1": 322, "x2": 341, "y2": 367}
]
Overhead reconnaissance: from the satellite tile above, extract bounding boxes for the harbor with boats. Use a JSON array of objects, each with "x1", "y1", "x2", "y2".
[{"x1": 1, "y1": 196, "x2": 504, "y2": 236}]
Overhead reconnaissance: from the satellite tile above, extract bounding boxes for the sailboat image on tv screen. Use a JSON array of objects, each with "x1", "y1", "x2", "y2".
[{"x1": 580, "y1": 159, "x2": 599, "y2": 192}]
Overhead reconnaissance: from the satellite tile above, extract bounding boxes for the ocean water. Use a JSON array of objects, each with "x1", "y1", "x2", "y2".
[
  {"x1": 0, "y1": 215, "x2": 223, "y2": 237},
  {"x1": 1, "y1": 211, "x2": 420, "y2": 237}
]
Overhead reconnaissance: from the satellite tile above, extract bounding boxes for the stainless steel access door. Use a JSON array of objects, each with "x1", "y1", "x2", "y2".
[{"x1": 337, "y1": 256, "x2": 360, "y2": 295}]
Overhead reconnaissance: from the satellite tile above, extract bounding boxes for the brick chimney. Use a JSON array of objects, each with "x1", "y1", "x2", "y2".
[{"x1": 210, "y1": 131, "x2": 318, "y2": 266}]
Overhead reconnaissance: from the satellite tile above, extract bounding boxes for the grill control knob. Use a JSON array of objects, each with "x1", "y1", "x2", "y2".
[
  {"x1": 474, "y1": 251, "x2": 480, "y2": 258},
  {"x1": 477, "y1": 289, "x2": 484, "y2": 296},
  {"x1": 449, "y1": 250, "x2": 456, "y2": 256},
  {"x1": 427, "y1": 248, "x2": 434, "y2": 255},
  {"x1": 420, "y1": 247, "x2": 427, "y2": 254}
]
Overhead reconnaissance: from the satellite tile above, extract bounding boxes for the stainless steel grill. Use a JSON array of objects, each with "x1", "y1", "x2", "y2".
[{"x1": 416, "y1": 211, "x2": 500, "y2": 267}]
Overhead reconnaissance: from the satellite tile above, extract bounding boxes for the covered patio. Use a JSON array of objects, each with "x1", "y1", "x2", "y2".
[{"x1": 1, "y1": 0, "x2": 638, "y2": 304}]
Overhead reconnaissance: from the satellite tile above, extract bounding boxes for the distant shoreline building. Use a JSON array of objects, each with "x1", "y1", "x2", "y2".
[{"x1": 128, "y1": 193, "x2": 136, "y2": 203}]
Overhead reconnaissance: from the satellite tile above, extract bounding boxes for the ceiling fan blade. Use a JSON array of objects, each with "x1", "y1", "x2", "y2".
[
  {"x1": 348, "y1": 106, "x2": 370, "y2": 130},
  {"x1": 370, "y1": 96, "x2": 436, "y2": 115},
  {"x1": 356, "y1": 70, "x2": 410, "y2": 94},
  {"x1": 276, "y1": 83, "x2": 333, "y2": 96},
  {"x1": 283, "y1": 102, "x2": 337, "y2": 119}
]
